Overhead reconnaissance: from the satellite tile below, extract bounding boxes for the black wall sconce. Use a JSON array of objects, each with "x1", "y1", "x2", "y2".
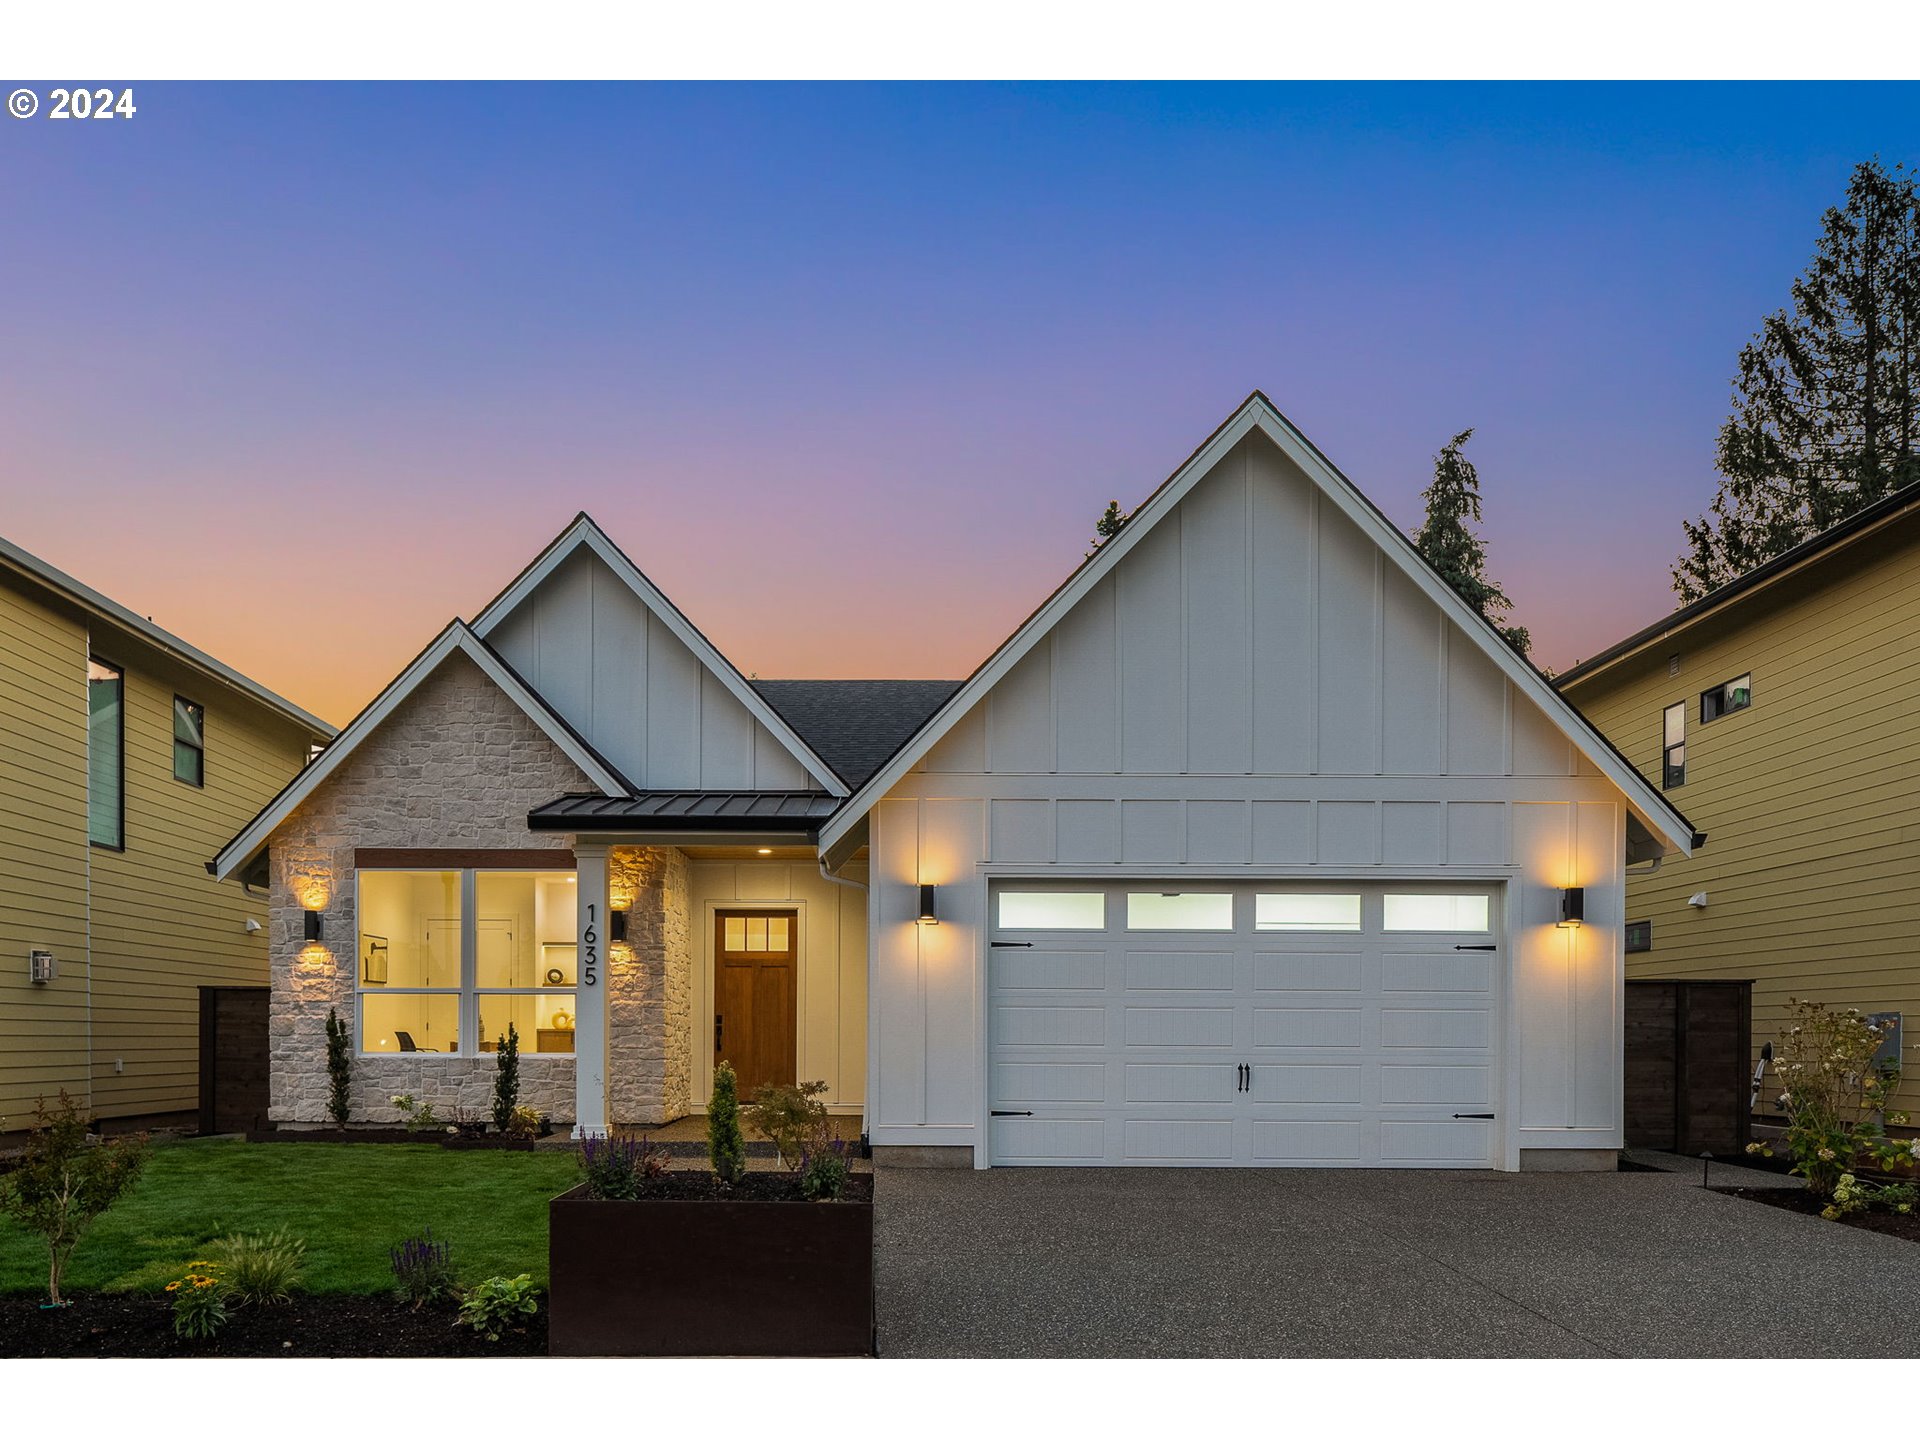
[
  {"x1": 917, "y1": 884, "x2": 938, "y2": 926},
  {"x1": 610, "y1": 909, "x2": 629, "y2": 943},
  {"x1": 304, "y1": 907, "x2": 325, "y2": 943},
  {"x1": 1558, "y1": 887, "x2": 1585, "y2": 928}
]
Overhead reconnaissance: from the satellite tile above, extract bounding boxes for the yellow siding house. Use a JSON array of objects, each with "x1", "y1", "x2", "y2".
[
  {"x1": 1558, "y1": 487, "x2": 1920, "y2": 1100},
  {"x1": 0, "y1": 535, "x2": 333, "y2": 1134}
]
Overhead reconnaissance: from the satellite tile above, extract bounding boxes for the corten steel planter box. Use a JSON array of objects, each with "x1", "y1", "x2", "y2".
[{"x1": 547, "y1": 1184, "x2": 873, "y2": 1356}]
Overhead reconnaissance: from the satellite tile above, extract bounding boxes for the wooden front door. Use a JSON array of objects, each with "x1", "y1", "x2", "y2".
[{"x1": 714, "y1": 910, "x2": 798, "y2": 1095}]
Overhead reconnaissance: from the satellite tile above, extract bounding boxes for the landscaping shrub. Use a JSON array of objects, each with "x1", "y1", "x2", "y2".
[
  {"x1": 166, "y1": 1260, "x2": 228, "y2": 1339},
  {"x1": 578, "y1": 1134, "x2": 668, "y2": 1199},
  {"x1": 799, "y1": 1137, "x2": 852, "y2": 1201},
  {"x1": 505, "y1": 1105, "x2": 544, "y2": 1142},
  {"x1": 492, "y1": 1023, "x2": 521, "y2": 1133},
  {"x1": 1824, "y1": 1172, "x2": 1920, "y2": 1221},
  {"x1": 745, "y1": 1080, "x2": 832, "y2": 1171},
  {"x1": 1746, "y1": 999, "x2": 1912, "y2": 1200},
  {"x1": 458, "y1": 1273, "x2": 540, "y2": 1341},
  {"x1": 0, "y1": 1091, "x2": 150, "y2": 1304},
  {"x1": 325, "y1": 1009, "x2": 352, "y2": 1127},
  {"x1": 390, "y1": 1094, "x2": 446, "y2": 1134},
  {"x1": 390, "y1": 1229, "x2": 458, "y2": 1308},
  {"x1": 211, "y1": 1228, "x2": 306, "y2": 1305},
  {"x1": 708, "y1": 1062, "x2": 747, "y2": 1184}
]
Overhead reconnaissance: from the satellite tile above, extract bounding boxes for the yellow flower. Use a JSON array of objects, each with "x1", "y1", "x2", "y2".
[{"x1": 165, "y1": 1281, "x2": 180, "y2": 1292}]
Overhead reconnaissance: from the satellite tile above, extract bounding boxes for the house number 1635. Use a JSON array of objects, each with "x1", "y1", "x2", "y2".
[{"x1": 582, "y1": 903, "x2": 599, "y2": 987}]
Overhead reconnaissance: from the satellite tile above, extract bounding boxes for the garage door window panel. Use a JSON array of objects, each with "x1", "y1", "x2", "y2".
[
  {"x1": 1382, "y1": 894, "x2": 1491, "y2": 932},
  {"x1": 1125, "y1": 892, "x2": 1234, "y2": 931},
  {"x1": 997, "y1": 892, "x2": 1106, "y2": 930},
  {"x1": 1255, "y1": 893, "x2": 1362, "y2": 932}
]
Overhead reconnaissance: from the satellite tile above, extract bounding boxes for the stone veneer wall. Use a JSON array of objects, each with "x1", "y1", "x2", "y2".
[
  {"x1": 269, "y1": 651, "x2": 594, "y2": 1125},
  {"x1": 607, "y1": 846, "x2": 693, "y2": 1125}
]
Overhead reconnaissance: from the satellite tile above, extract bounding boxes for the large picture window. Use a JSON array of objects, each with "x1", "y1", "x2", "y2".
[
  {"x1": 88, "y1": 658, "x2": 124, "y2": 848},
  {"x1": 356, "y1": 868, "x2": 577, "y2": 1057}
]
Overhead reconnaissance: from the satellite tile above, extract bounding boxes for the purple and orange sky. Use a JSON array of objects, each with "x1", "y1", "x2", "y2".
[{"x1": 3, "y1": 82, "x2": 1916, "y2": 725}]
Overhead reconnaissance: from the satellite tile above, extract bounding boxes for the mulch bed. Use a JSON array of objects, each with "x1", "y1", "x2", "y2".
[
  {"x1": 1713, "y1": 1185, "x2": 1920, "y2": 1244},
  {"x1": 0, "y1": 1293, "x2": 546, "y2": 1358},
  {"x1": 612, "y1": 1171, "x2": 874, "y2": 1204}
]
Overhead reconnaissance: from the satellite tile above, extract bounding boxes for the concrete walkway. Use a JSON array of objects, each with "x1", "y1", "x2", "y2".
[{"x1": 874, "y1": 1155, "x2": 1920, "y2": 1357}]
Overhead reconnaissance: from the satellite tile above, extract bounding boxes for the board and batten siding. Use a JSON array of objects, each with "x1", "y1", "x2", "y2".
[
  {"x1": 486, "y1": 548, "x2": 818, "y2": 792},
  {"x1": 1561, "y1": 517, "x2": 1920, "y2": 1106},
  {"x1": 0, "y1": 577, "x2": 318, "y2": 1131},
  {"x1": 865, "y1": 432, "x2": 1628, "y2": 1166},
  {"x1": 687, "y1": 858, "x2": 868, "y2": 1114}
]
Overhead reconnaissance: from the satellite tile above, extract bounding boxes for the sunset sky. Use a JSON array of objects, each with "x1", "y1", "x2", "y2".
[{"x1": 4, "y1": 81, "x2": 1916, "y2": 726}]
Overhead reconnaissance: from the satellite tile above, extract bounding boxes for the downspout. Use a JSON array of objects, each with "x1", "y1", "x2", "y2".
[{"x1": 816, "y1": 855, "x2": 872, "y2": 1157}]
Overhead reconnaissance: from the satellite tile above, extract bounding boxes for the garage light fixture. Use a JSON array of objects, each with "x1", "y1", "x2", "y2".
[
  {"x1": 1557, "y1": 887, "x2": 1584, "y2": 929},
  {"x1": 303, "y1": 907, "x2": 324, "y2": 943},
  {"x1": 611, "y1": 909, "x2": 629, "y2": 943},
  {"x1": 917, "y1": 884, "x2": 938, "y2": 926}
]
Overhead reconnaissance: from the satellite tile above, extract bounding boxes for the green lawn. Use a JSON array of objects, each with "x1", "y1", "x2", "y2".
[{"x1": 0, "y1": 1139, "x2": 578, "y2": 1296}]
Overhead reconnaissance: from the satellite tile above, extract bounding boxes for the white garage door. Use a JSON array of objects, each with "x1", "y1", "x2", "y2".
[{"x1": 987, "y1": 882, "x2": 1502, "y2": 1167}]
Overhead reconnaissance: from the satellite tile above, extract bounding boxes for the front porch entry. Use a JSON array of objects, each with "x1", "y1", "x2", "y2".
[{"x1": 566, "y1": 839, "x2": 869, "y2": 1138}]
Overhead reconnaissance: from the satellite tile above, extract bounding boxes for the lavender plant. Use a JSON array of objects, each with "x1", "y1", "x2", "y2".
[
  {"x1": 578, "y1": 1133, "x2": 669, "y2": 1200},
  {"x1": 390, "y1": 1229, "x2": 457, "y2": 1308}
]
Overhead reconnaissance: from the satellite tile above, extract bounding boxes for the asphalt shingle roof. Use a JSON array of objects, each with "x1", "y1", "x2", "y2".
[{"x1": 751, "y1": 679, "x2": 963, "y2": 789}]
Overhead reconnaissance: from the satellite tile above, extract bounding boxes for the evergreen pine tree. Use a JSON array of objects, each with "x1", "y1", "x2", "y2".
[
  {"x1": 1411, "y1": 429, "x2": 1531, "y2": 657},
  {"x1": 324, "y1": 1008, "x2": 352, "y2": 1128},
  {"x1": 1676, "y1": 158, "x2": 1920, "y2": 601},
  {"x1": 492, "y1": 1022, "x2": 520, "y2": 1132},
  {"x1": 707, "y1": 1061, "x2": 747, "y2": 1184},
  {"x1": 1088, "y1": 499, "x2": 1128, "y2": 555}
]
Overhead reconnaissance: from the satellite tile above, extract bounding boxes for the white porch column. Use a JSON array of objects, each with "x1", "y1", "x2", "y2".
[{"x1": 573, "y1": 842, "x2": 610, "y2": 1138}]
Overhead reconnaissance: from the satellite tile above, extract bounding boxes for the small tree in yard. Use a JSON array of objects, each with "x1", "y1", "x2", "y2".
[
  {"x1": 492, "y1": 1023, "x2": 521, "y2": 1133},
  {"x1": 0, "y1": 1092, "x2": 150, "y2": 1305},
  {"x1": 324, "y1": 1008, "x2": 353, "y2": 1127},
  {"x1": 707, "y1": 1061, "x2": 747, "y2": 1184},
  {"x1": 1748, "y1": 998, "x2": 1915, "y2": 1204}
]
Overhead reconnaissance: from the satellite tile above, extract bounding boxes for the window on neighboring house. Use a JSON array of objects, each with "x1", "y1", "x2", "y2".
[
  {"x1": 1661, "y1": 701, "x2": 1686, "y2": 789},
  {"x1": 173, "y1": 696, "x2": 205, "y2": 786},
  {"x1": 1626, "y1": 919, "x2": 1652, "y2": 953},
  {"x1": 87, "y1": 658, "x2": 124, "y2": 848},
  {"x1": 1701, "y1": 673, "x2": 1751, "y2": 723},
  {"x1": 355, "y1": 868, "x2": 578, "y2": 1057}
]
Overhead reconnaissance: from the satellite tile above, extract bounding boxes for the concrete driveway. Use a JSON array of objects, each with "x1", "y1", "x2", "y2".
[{"x1": 874, "y1": 1155, "x2": 1920, "y2": 1357}]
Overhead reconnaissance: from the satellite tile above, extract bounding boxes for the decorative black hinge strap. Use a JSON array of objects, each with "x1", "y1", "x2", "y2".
[
  {"x1": 1454, "y1": 944, "x2": 1496, "y2": 951},
  {"x1": 990, "y1": 941, "x2": 1034, "y2": 948},
  {"x1": 991, "y1": 1110, "x2": 1034, "y2": 1117}
]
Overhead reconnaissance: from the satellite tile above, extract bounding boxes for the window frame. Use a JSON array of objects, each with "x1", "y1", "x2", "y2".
[
  {"x1": 1699, "y1": 672, "x2": 1752, "y2": 724},
  {"x1": 355, "y1": 866, "x2": 578, "y2": 1059},
  {"x1": 87, "y1": 655, "x2": 125, "y2": 851},
  {"x1": 1625, "y1": 919, "x2": 1652, "y2": 954},
  {"x1": 1661, "y1": 701, "x2": 1686, "y2": 790},
  {"x1": 172, "y1": 694, "x2": 206, "y2": 787}
]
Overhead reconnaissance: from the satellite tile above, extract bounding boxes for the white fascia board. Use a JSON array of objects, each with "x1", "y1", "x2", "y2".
[
  {"x1": 211, "y1": 622, "x2": 626, "y2": 880},
  {"x1": 820, "y1": 395, "x2": 1695, "y2": 858},
  {"x1": 470, "y1": 516, "x2": 849, "y2": 797},
  {"x1": 0, "y1": 532, "x2": 335, "y2": 740}
]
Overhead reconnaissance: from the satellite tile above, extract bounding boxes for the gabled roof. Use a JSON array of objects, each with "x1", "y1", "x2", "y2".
[
  {"x1": 210, "y1": 622, "x2": 628, "y2": 879},
  {"x1": 1555, "y1": 481, "x2": 1920, "y2": 690},
  {"x1": 751, "y1": 680, "x2": 963, "y2": 788},
  {"x1": 470, "y1": 514, "x2": 849, "y2": 797},
  {"x1": 0, "y1": 531, "x2": 334, "y2": 741},
  {"x1": 818, "y1": 392, "x2": 1701, "y2": 857}
]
